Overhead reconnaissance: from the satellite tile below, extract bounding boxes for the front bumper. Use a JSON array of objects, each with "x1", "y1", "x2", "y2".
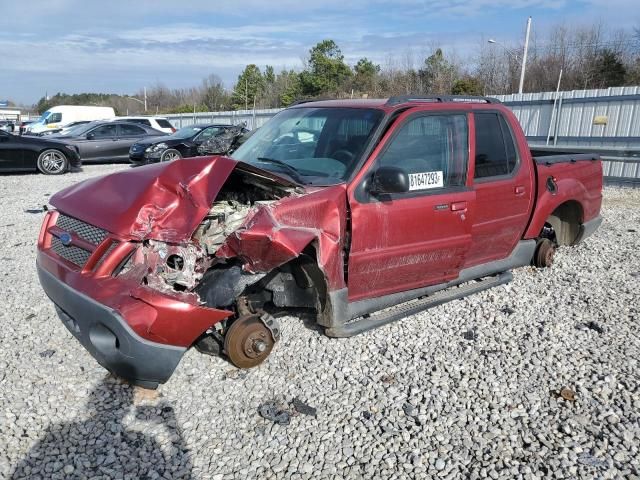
[
  {"x1": 129, "y1": 147, "x2": 164, "y2": 164},
  {"x1": 38, "y1": 263, "x2": 186, "y2": 388}
]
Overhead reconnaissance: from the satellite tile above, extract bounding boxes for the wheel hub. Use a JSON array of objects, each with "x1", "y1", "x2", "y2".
[{"x1": 224, "y1": 314, "x2": 276, "y2": 368}]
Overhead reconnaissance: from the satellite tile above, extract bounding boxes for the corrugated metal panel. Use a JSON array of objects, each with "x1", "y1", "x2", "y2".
[
  {"x1": 496, "y1": 87, "x2": 640, "y2": 140},
  {"x1": 165, "y1": 108, "x2": 282, "y2": 130}
]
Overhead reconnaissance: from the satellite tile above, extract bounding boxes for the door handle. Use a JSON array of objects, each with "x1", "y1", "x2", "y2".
[
  {"x1": 451, "y1": 201, "x2": 468, "y2": 212},
  {"x1": 515, "y1": 186, "x2": 526, "y2": 195}
]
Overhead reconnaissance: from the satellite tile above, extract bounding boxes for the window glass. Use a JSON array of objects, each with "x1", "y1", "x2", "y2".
[
  {"x1": 89, "y1": 124, "x2": 117, "y2": 139},
  {"x1": 377, "y1": 114, "x2": 468, "y2": 189},
  {"x1": 232, "y1": 107, "x2": 384, "y2": 184},
  {"x1": 500, "y1": 115, "x2": 518, "y2": 172},
  {"x1": 473, "y1": 113, "x2": 518, "y2": 179},
  {"x1": 195, "y1": 127, "x2": 222, "y2": 141},
  {"x1": 119, "y1": 124, "x2": 146, "y2": 136},
  {"x1": 48, "y1": 113, "x2": 62, "y2": 123},
  {"x1": 156, "y1": 119, "x2": 173, "y2": 128}
]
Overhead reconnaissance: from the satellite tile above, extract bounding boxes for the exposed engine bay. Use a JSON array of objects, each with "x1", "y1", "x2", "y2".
[
  {"x1": 120, "y1": 167, "x2": 330, "y2": 367},
  {"x1": 130, "y1": 168, "x2": 294, "y2": 299}
]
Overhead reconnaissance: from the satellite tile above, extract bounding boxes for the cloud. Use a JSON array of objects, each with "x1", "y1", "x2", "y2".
[{"x1": 1, "y1": 0, "x2": 637, "y2": 104}]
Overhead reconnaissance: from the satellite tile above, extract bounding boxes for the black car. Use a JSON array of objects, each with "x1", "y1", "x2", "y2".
[
  {"x1": 55, "y1": 121, "x2": 166, "y2": 163},
  {"x1": 0, "y1": 130, "x2": 81, "y2": 174},
  {"x1": 129, "y1": 124, "x2": 248, "y2": 165}
]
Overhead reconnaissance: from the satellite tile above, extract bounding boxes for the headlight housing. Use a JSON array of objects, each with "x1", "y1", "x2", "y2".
[{"x1": 146, "y1": 142, "x2": 168, "y2": 153}]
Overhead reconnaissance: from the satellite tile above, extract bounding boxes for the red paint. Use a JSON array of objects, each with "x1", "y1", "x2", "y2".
[
  {"x1": 217, "y1": 185, "x2": 348, "y2": 290},
  {"x1": 37, "y1": 98, "x2": 603, "y2": 352}
]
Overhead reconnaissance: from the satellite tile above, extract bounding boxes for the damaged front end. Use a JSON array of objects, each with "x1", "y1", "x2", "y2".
[{"x1": 40, "y1": 156, "x2": 345, "y2": 383}]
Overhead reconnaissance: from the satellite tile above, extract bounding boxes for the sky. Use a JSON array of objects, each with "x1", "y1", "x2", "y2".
[{"x1": 1, "y1": 0, "x2": 638, "y2": 105}]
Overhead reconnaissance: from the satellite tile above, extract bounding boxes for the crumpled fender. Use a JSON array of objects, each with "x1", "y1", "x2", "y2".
[{"x1": 217, "y1": 185, "x2": 348, "y2": 290}]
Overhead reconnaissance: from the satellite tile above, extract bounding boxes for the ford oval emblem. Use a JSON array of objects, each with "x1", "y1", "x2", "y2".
[{"x1": 59, "y1": 232, "x2": 72, "y2": 246}]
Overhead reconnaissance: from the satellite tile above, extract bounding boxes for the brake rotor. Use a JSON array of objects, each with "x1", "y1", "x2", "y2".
[
  {"x1": 535, "y1": 238, "x2": 556, "y2": 268},
  {"x1": 224, "y1": 314, "x2": 275, "y2": 368}
]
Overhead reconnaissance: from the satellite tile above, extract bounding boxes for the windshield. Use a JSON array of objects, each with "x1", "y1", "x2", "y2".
[
  {"x1": 169, "y1": 126, "x2": 204, "y2": 140},
  {"x1": 58, "y1": 121, "x2": 100, "y2": 137},
  {"x1": 231, "y1": 107, "x2": 384, "y2": 184},
  {"x1": 36, "y1": 111, "x2": 51, "y2": 124}
]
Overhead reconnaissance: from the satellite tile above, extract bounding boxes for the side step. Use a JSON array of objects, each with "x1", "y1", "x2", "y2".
[{"x1": 326, "y1": 271, "x2": 513, "y2": 338}]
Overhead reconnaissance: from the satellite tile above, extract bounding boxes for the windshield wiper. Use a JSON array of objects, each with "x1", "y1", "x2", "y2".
[{"x1": 256, "y1": 157, "x2": 306, "y2": 184}]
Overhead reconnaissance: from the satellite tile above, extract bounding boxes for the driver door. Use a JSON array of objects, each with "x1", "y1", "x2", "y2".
[
  {"x1": 347, "y1": 110, "x2": 475, "y2": 301},
  {"x1": 78, "y1": 124, "x2": 118, "y2": 161}
]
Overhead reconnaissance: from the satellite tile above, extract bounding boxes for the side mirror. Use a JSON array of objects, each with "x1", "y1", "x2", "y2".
[
  {"x1": 86, "y1": 132, "x2": 95, "y2": 140},
  {"x1": 370, "y1": 166, "x2": 409, "y2": 194}
]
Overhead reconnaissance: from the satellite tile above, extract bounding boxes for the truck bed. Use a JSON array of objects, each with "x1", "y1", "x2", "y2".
[{"x1": 525, "y1": 148, "x2": 602, "y2": 245}]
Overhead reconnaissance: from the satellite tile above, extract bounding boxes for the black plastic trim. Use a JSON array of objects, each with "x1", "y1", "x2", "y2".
[
  {"x1": 37, "y1": 263, "x2": 186, "y2": 388},
  {"x1": 387, "y1": 95, "x2": 501, "y2": 106},
  {"x1": 532, "y1": 152, "x2": 600, "y2": 165},
  {"x1": 574, "y1": 215, "x2": 603, "y2": 244},
  {"x1": 345, "y1": 240, "x2": 535, "y2": 320}
]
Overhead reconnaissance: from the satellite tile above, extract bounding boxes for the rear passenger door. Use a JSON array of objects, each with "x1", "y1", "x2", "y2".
[
  {"x1": 464, "y1": 111, "x2": 534, "y2": 267},
  {"x1": 116, "y1": 124, "x2": 150, "y2": 159},
  {"x1": 348, "y1": 110, "x2": 475, "y2": 301}
]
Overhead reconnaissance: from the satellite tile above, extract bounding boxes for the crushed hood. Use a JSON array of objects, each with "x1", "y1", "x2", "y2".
[{"x1": 50, "y1": 156, "x2": 298, "y2": 243}]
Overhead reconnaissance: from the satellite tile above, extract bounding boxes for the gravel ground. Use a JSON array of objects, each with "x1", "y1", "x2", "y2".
[{"x1": 0, "y1": 165, "x2": 639, "y2": 480}]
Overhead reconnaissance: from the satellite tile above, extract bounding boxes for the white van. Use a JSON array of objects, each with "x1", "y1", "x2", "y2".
[{"x1": 26, "y1": 106, "x2": 115, "y2": 134}]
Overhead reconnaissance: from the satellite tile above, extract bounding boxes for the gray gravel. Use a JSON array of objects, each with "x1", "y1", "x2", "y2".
[{"x1": 1, "y1": 165, "x2": 639, "y2": 479}]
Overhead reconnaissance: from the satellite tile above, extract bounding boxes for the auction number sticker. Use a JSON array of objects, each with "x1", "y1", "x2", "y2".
[{"x1": 408, "y1": 171, "x2": 444, "y2": 191}]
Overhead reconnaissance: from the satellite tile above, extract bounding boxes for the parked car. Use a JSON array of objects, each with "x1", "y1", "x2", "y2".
[
  {"x1": 0, "y1": 120, "x2": 15, "y2": 133},
  {"x1": 129, "y1": 124, "x2": 246, "y2": 165},
  {"x1": 0, "y1": 129, "x2": 81, "y2": 174},
  {"x1": 19, "y1": 120, "x2": 35, "y2": 135},
  {"x1": 38, "y1": 121, "x2": 92, "y2": 137},
  {"x1": 25, "y1": 106, "x2": 115, "y2": 135},
  {"x1": 114, "y1": 116, "x2": 176, "y2": 134},
  {"x1": 36, "y1": 95, "x2": 603, "y2": 387},
  {"x1": 57, "y1": 121, "x2": 166, "y2": 163}
]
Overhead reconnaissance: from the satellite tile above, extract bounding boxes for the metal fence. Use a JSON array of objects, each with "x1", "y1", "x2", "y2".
[
  {"x1": 164, "y1": 108, "x2": 282, "y2": 130},
  {"x1": 496, "y1": 87, "x2": 640, "y2": 186},
  {"x1": 25, "y1": 87, "x2": 632, "y2": 184}
]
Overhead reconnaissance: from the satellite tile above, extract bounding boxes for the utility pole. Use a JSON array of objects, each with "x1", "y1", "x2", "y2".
[
  {"x1": 245, "y1": 78, "x2": 248, "y2": 111},
  {"x1": 518, "y1": 16, "x2": 531, "y2": 95},
  {"x1": 144, "y1": 86, "x2": 147, "y2": 112}
]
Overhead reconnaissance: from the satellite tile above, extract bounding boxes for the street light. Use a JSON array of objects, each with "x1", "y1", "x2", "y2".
[
  {"x1": 125, "y1": 96, "x2": 147, "y2": 113},
  {"x1": 487, "y1": 39, "x2": 519, "y2": 60},
  {"x1": 488, "y1": 16, "x2": 532, "y2": 94}
]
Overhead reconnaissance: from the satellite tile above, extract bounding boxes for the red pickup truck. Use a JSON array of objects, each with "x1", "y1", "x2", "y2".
[{"x1": 36, "y1": 96, "x2": 603, "y2": 387}]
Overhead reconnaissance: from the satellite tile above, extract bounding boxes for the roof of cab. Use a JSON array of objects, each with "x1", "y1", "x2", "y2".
[{"x1": 288, "y1": 95, "x2": 501, "y2": 112}]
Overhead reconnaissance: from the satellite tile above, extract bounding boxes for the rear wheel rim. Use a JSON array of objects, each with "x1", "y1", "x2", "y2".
[
  {"x1": 39, "y1": 150, "x2": 66, "y2": 174},
  {"x1": 535, "y1": 239, "x2": 555, "y2": 268}
]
